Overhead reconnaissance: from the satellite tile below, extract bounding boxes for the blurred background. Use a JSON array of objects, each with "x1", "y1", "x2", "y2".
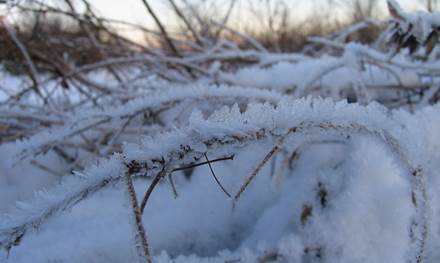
[
  {"x1": 0, "y1": 0, "x2": 435, "y2": 61},
  {"x1": 1, "y1": 0, "x2": 440, "y2": 145}
]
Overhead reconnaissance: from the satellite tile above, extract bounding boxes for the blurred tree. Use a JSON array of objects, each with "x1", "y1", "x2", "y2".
[
  {"x1": 424, "y1": 0, "x2": 439, "y2": 11},
  {"x1": 327, "y1": 0, "x2": 379, "y2": 21}
]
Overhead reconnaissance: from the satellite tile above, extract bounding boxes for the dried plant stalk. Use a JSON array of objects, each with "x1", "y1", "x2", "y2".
[
  {"x1": 125, "y1": 164, "x2": 152, "y2": 263},
  {"x1": 234, "y1": 137, "x2": 286, "y2": 202}
]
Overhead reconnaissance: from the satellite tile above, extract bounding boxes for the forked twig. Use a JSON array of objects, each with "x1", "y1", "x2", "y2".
[{"x1": 140, "y1": 155, "x2": 235, "y2": 213}]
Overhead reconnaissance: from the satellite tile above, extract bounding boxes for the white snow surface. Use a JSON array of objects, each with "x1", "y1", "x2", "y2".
[
  {"x1": 2, "y1": 96, "x2": 440, "y2": 262},
  {"x1": 3, "y1": 4, "x2": 440, "y2": 260}
]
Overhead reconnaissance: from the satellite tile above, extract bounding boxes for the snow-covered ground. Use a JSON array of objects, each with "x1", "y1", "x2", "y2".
[
  {"x1": 2, "y1": 93, "x2": 440, "y2": 262},
  {"x1": 2, "y1": 1, "x2": 440, "y2": 262}
]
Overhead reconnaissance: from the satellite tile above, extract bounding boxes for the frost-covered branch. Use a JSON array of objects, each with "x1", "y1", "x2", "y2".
[
  {"x1": 1, "y1": 98, "x2": 431, "y2": 262},
  {"x1": 12, "y1": 85, "x2": 284, "y2": 161}
]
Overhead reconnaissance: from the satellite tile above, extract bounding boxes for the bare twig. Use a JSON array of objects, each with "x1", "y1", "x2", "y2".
[
  {"x1": 30, "y1": 160, "x2": 63, "y2": 177},
  {"x1": 234, "y1": 141, "x2": 283, "y2": 202},
  {"x1": 171, "y1": 155, "x2": 234, "y2": 172},
  {"x1": 211, "y1": 19, "x2": 268, "y2": 52},
  {"x1": 1, "y1": 18, "x2": 44, "y2": 99},
  {"x1": 140, "y1": 168, "x2": 167, "y2": 214},
  {"x1": 168, "y1": 173, "x2": 179, "y2": 198},
  {"x1": 125, "y1": 163, "x2": 152, "y2": 263},
  {"x1": 204, "y1": 153, "x2": 231, "y2": 198},
  {"x1": 168, "y1": 0, "x2": 204, "y2": 48},
  {"x1": 141, "y1": 0, "x2": 180, "y2": 57},
  {"x1": 213, "y1": 0, "x2": 237, "y2": 42}
]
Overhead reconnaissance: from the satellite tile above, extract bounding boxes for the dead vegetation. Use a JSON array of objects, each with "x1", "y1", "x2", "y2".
[{"x1": 0, "y1": 1, "x2": 440, "y2": 262}]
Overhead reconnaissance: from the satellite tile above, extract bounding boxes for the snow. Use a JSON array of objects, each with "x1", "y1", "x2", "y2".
[
  {"x1": 8, "y1": 84, "x2": 283, "y2": 162},
  {"x1": 221, "y1": 43, "x2": 425, "y2": 101},
  {"x1": 388, "y1": 0, "x2": 440, "y2": 43},
  {"x1": 3, "y1": 1, "x2": 440, "y2": 262},
  {"x1": 2, "y1": 95, "x2": 440, "y2": 262},
  {"x1": 1, "y1": 80, "x2": 437, "y2": 262}
]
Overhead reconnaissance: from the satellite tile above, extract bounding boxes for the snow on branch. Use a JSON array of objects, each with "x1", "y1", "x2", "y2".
[
  {"x1": 11, "y1": 85, "x2": 284, "y2": 161},
  {"x1": 3, "y1": 3, "x2": 440, "y2": 261},
  {"x1": 387, "y1": 0, "x2": 440, "y2": 55},
  {"x1": 0, "y1": 97, "x2": 432, "y2": 262}
]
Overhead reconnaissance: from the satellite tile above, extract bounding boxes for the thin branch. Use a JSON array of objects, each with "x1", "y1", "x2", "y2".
[
  {"x1": 30, "y1": 160, "x2": 63, "y2": 177},
  {"x1": 140, "y1": 155, "x2": 235, "y2": 212},
  {"x1": 171, "y1": 155, "x2": 234, "y2": 172},
  {"x1": 204, "y1": 153, "x2": 232, "y2": 198},
  {"x1": 0, "y1": 18, "x2": 43, "y2": 99},
  {"x1": 125, "y1": 164, "x2": 152, "y2": 263},
  {"x1": 141, "y1": 0, "x2": 180, "y2": 57},
  {"x1": 213, "y1": 0, "x2": 237, "y2": 42},
  {"x1": 168, "y1": 0, "x2": 204, "y2": 48},
  {"x1": 168, "y1": 173, "x2": 179, "y2": 198},
  {"x1": 211, "y1": 19, "x2": 268, "y2": 52},
  {"x1": 234, "y1": 142, "x2": 283, "y2": 202},
  {"x1": 140, "y1": 168, "x2": 167, "y2": 214}
]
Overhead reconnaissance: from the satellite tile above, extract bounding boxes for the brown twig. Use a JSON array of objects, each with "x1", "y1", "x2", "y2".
[
  {"x1": 168, "y1": 173, "x2": 179, "y2": 198},
  {"x1": 204, "y1": 153, "x2": 231, "y2": 198},
  {"x1": 30, "y1": 160, "x2": 63, "y2": 177},
  {"x1": 141, "y1": 0, "x2": 180, "y2": 57},
  {"x1": 1, "y1": 18, "x2": 44, "y2": 99},
  {"x1": 125, "y1": 163, "x2": 152, "y2": 263},
  {"x1": 140, "y1": 155, "x2": 235, "y2": 213},
  {"x1": 213, "y1": 0, "x2": 236, "y2": 42},
  {"x1": 140, "y1": 168, "x2": 167, "y2": 214},
  {"x1": 168, "y1": 0, "x2": 204, "y2": 48},
  {"x1": 171, "y1": 155, "x2": 234, "y2": 172},
  {"x1": 234, "y1": 141, "x2": 283, "y2": 202}
]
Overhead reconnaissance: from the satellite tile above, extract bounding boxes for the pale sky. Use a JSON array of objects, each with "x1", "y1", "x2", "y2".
[
  {"x1": 89, "y1": 0, "x2": 423, "y2": 25},
  {"x1": 87, "y1": 0, "x2": 425, "y2": 40},
  {"x1": 0, "y1": 0, "x2": 429, "y2": 42}
]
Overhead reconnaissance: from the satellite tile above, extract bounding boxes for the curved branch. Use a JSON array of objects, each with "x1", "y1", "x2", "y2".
[{"x1": 0, "y1": 98, "x2": 429, "y2": 262}]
